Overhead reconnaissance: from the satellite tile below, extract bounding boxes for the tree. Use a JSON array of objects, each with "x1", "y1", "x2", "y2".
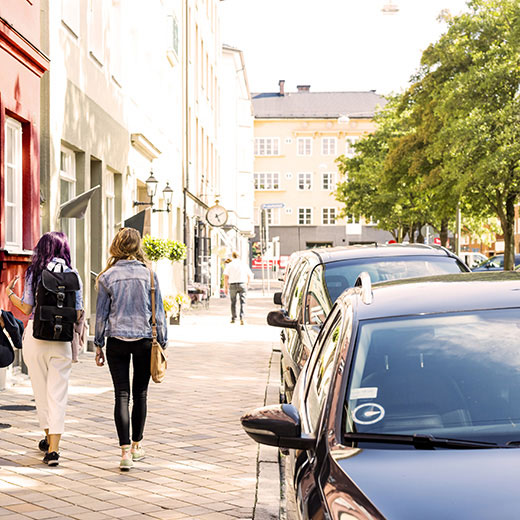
[{"x1": 418, "y1": 0, "x2": 520, "y2": 269}]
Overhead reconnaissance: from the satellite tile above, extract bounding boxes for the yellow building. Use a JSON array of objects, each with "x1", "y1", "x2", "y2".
[{"x1": 252, "y1": 81, "x2": 390, "y2": 255}]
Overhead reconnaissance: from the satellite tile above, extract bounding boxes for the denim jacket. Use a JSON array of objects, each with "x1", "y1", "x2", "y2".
[{"x1": 94, "y1": 260, "x2": 168, "y2": 348}]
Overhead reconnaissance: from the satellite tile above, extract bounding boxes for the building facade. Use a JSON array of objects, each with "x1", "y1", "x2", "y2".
[
  {"x1": 252, "y1": 81, "x2": 392, "y2": 257},
  {"x1": 219, "y1": 45, "x2": 254, "y2": 261},
  {"x1": 40, "y1": 0, "x2": 184, "y2": 324},
  {"x1": 0, "y1": 1, "x2": 49, "y2": 320},
  {"x1": 182, "y1": 0, "x2": 225, "y2": 296}
]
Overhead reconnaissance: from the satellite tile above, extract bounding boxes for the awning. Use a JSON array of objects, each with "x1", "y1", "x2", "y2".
[
  {"x1": 58, "y1": 185, "x2": 100, "y2": 219},
  {"x1": 124, "y1": 209, "x2": 151, "y2": 236}
]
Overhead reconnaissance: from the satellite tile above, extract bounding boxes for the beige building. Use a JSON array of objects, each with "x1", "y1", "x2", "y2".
[
  {"x1": 40, "y1": 0, "x2": 184, "y2": 323},
  {"x1": 252, "y1": 81, "x2": 391, "y2": 255}
]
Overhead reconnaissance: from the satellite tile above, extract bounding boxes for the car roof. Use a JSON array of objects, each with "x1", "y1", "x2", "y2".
[
  {"x1": 347, "y1": 271, "x2": 520, "y2": 320},
  {"x1": 293, "y1": 243, "x2": 459, "y2": 264}
]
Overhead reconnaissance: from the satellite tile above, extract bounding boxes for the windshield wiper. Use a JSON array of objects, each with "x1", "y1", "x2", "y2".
[{"x1": 344, "y1": 432, "x2": 500, "y2": 449}]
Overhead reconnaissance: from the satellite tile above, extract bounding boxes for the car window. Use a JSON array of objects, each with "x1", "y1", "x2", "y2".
[
  {"x1": 287, "y1": 260, "x2": 312, "y2": 320},
  {"x1": 281, "y1": 258, "x2": 303, "y2": 306},
  {"x1": 305, "y1": 265, "x2": 332, "y2": 327},
  {"x1": 324, "y1": 255, "x2": 467, "y2": 302},
  {"x1": 344, "y1": 308, "x2": 520, "y2": 445},
  {"x1": 305, "y1": 305, "x2": 351, "y2": 432}
]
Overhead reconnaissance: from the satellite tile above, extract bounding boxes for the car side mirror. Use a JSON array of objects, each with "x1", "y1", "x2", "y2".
[
  {"x1": 241, "y1": 404, "x2": 316, "y2": 450},
  {"x1": 273, "y1": 292, "x2": 282, "y2": 305},
  {"x1": 267, "y1": 310, "x2": 298, "y2": 329}
]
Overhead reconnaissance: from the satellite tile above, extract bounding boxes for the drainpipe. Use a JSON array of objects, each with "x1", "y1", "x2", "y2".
[{"x1": 182, "y1": 0, "x2": 189, "y2": 292}]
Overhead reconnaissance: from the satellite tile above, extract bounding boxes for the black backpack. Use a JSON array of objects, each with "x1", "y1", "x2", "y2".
[{"x1": 33, "y1": 265, "x2": 80, "y2": 342}]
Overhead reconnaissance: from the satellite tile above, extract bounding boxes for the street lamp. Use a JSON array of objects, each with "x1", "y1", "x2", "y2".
[
  {"x1": 153, "y1": 182, "x2": 173, "y2": 213},
  {"x1": 145, "y1": 171, "x2": 159, "y2": 198},
  {"x1": 133, "y1": 171, "x2": 172, "y2": 212}
]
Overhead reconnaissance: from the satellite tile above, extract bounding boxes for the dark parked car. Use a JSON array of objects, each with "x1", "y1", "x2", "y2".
[
  {"x1": 269, "y1": 244, "x2": 469, "y2": 402},
  {"x1": 472, "y1": 254, "x2": 520, "y2": 271},
  {"x1": 243, "y1": 271, "x2": 520, "y2": 520}
]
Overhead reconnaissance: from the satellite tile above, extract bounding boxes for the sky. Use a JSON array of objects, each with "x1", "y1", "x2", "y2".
[{"x1": 220, "y1": 0, "x2": 470, "y2": 95}]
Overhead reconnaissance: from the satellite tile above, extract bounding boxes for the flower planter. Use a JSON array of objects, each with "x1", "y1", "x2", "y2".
[{"x1": 169, "y1": 314, "x2": 180, "y2": 325}]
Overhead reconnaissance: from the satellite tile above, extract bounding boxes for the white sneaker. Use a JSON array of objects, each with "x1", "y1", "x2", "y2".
[
  {"x1": 131, "y1": 446, "x2": 145, "y2": 461},
  {"x1": 120, "y1": 447, "x2": 133, "y2": 471}
]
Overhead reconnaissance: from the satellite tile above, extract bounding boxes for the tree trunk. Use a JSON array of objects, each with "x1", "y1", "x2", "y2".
[
  {"x1": 440, "y1": 220, "x2": 449, "y2": 247},
  {"x1": 416, "y1": 223, "x2": 425, "y2": 244},
  {"x1": 407, "y1": 224, "x2": 415, "y2": 243},
  {"x1": 502, "y1": 195, "x2": 516, "y2": 270}
]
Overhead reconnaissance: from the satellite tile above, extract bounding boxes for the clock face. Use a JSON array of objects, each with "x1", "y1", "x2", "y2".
[{"x1": 206, "y1": 205, "x2": 228, "y2": 227}]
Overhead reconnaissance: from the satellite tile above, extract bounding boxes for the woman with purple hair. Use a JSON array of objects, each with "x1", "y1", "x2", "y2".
[{"x1": 5, "y1": 231, "x2": 83, "y2": 467}]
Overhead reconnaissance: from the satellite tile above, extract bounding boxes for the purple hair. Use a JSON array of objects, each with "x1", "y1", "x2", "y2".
[{"x1": 26, "y1": 231, "x2": 72, "y2": 297}]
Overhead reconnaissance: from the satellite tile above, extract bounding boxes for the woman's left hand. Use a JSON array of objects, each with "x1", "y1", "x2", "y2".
[{"x1": 95, "y1": 348, "x2": 105, "y2": 366}]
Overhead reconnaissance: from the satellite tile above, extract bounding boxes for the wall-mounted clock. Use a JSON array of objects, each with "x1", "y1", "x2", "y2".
[{"x1": 206, "y1": 204, "x2": 228, "y2": 227}]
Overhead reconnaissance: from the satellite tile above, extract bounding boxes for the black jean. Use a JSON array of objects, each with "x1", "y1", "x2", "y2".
[{"x1": 106, "y1": 337, "x2": 152, "y2": 446}]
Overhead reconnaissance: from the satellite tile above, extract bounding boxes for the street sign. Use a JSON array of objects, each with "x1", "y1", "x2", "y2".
[{"x1": 261, "y1": 203, "x2": 285, "y2": 209}]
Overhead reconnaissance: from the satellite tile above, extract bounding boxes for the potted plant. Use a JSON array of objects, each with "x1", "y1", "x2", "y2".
[
  {"x1": 163, "y1": 293, "x2": 191, "y2": 325},
  {"x1": 166, "y1": 239, "x2": 187, "y2": 262},
  {"x1": 142, "y1": 235, "x2": 170, "y2": 263}
]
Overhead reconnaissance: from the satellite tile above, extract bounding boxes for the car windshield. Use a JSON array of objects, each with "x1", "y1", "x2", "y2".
[
  {"x1": 324, "y1": 255, "x2": 465, "y2": 302},
  {"x1": 344, "y1": 309, "x2": 520, "y2": 445},
  {"x1": 477, "y1": 256, "x2": 504, "y2": 269}
]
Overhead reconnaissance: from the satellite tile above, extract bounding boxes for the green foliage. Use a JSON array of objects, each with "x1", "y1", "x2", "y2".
[
  {"x1": 142, "y1": 235, "x2": 170, "y2": 262},
  {"x1": 166, "y1": 240, "x2": 187, "y2": 262},
  {"x1": 336, "y1": 0, "x2": 520, "y2": 263},
  {"x1": 142, "y1": 235, "x2": 187, "y2": 263}
]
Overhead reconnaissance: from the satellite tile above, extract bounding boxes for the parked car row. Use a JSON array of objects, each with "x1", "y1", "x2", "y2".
[
  {"x1": 242, "y1": 271, "x2": 520, "y2": 519},
  {"x1": 268, "y1": 244, "x2": 469, "y2": 402},
  {"x1": 242, "y1": 242, "x2": 520, "y2": 519}
]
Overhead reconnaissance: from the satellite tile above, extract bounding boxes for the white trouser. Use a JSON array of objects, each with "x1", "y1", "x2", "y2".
[{"x1": 22, "y1": 320, "x2": 72, "y2": 434}]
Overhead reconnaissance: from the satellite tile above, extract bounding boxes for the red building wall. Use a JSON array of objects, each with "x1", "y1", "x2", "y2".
[{"x1": 0, "y1": 1, "x2": 49, "y2": 320}]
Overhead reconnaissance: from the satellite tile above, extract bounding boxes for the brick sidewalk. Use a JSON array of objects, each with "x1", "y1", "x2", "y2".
[{"x1": 0, "y1": 288, "x2": 280, "y2": 520}]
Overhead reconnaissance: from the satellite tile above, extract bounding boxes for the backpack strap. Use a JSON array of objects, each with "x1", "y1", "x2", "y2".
[
  {"x1": 149, "y1": 269, "x2": 157, "y2": 342},
  {"x1": 47, "y1": 259, "x2": 65, "y2": 273}
]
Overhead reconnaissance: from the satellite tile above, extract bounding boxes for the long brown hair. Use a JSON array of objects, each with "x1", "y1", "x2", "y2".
[{"x1": 96, "y1": 228, "x2": 148, "y2": 287}]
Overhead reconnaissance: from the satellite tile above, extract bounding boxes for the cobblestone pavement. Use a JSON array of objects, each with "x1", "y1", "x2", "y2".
[{"x1": 0, "y1": 286, "x2": 280, "y2": 520}]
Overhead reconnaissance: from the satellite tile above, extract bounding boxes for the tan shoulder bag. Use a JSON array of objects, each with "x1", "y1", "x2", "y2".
[{"x1": 149, "y1": 269, "x2": 167, "y2": 383}]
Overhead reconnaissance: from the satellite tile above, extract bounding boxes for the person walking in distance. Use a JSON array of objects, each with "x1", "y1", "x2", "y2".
[
  {"x1": 223, "y1": 251, "x2": 253, "y2": 325},
  {"x1": 5, "y1": 232, "x2": 83, "y2": 466},
  {"x1": 94, "y1": 228, "x2": 168, "y2": 471}
]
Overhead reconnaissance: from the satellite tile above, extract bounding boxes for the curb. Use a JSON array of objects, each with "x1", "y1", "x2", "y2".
[{"x1": 254, "y1": 347, "x2": 282, "y2": 519}]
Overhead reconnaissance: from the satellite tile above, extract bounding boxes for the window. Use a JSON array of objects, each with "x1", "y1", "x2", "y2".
[
  {"x1": 305, "y1": 265, "x2": 332, "y2": 327},
  {"x1": 61, "y1": 0, "x2": 80, "y2": 36},
  {"x1": 5, "y1": 118, "x2": 23, "y2": 249},
  {"x1": 297, "y1": 137, "x2": 312, "y2": 156},
  {"x1": 322, "y1": 208, "x2": 337, "y2": 225},
  {"x1": 321, "y1": 137, "x2": 337, "y2": 156},
  {"x1": 287, "y1": 260, "x2": 312, "y2": 320},
  {"x1": 106, "y1": 171, "x2": 116, "y2": 243},
  {"x1": 298, "y1": 172, "x2": 312, "y2": 190},
  {"x1": 168, "y1": 14, "x2": 179, "y2": 55},
  {"x1": 265, "y1": 208, "x2": 280, "y2": 225},
  {"x1": 88, "y1": 0, "x2": 104, "y2": 64},
  {"x1": 322, "y1": 172, "x2": 336, "y2": 191},
  {"x1": 60, "y1": 147, "x2": 76, "y2": 260},
  {"x1": 254, "y1": 172, "x2": 280, "y2": 190},
  {"x1": 306, "y1": 312, "x2": 343, "y2": 430},
  {"x1": 254, "y1": 137, "x2": 280, "y2": 156},
  {"x1": 298, "y1": 208, "x2": 312, "y2": 225},
  {"x1": 345, "y1": 136, "x2": 359, "y2": 157}
]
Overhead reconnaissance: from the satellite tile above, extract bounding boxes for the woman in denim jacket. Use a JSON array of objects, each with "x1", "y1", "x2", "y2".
[{"x1": 94, "y1": 228, "x2": 167, "y2": 471}]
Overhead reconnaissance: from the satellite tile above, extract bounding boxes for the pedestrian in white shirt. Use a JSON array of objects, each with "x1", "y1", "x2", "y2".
[{"x1": 223, "y1": 252, "x2": 253, "y2": 325}]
